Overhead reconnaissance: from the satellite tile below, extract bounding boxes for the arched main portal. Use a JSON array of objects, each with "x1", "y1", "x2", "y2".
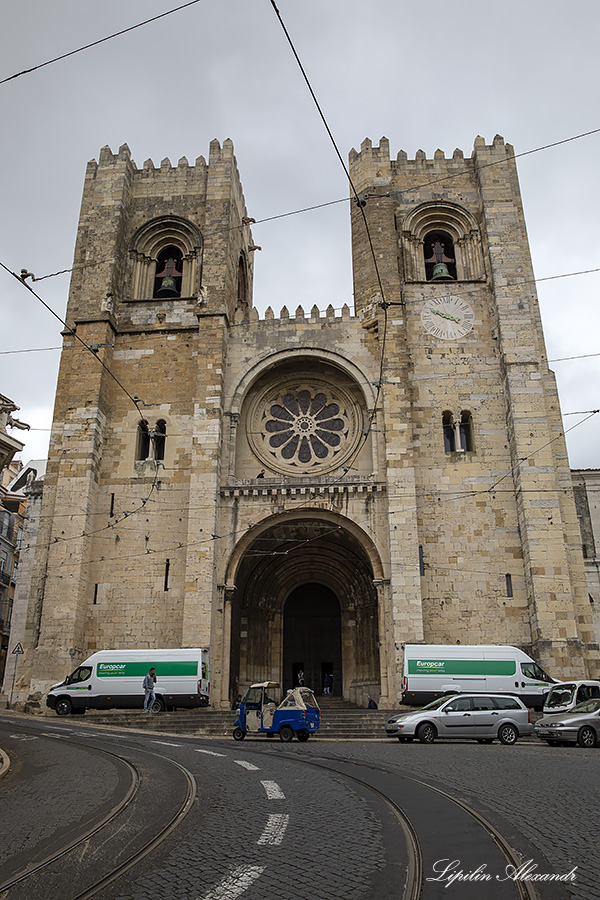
[
  {"x1": 283, "y1": 584, "x2": 342, "y2": 695},
  {"x1": 226, "y1": 515, "x2": 381, "y2": 706}
]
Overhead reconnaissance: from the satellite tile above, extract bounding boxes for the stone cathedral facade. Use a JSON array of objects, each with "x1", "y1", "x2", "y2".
[{"x1": 7, "y1": 134, "x2": 599, "y2": 710}]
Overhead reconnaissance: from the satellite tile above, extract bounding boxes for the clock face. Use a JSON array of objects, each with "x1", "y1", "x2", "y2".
[{"x1": 421, "y1": 295, "x2": 475, "y2": 340}]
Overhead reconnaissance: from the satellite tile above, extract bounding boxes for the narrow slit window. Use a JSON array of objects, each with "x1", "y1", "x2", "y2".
[
  {"x1": 136, "y1": 421, "x2": 150, "y2": 460},
  {"x1": 164, "y1": 559, "x2": 170, "y2": 591},
  {"x1": 459, "y1": 411, "x2": 474, "y2": 452},
  {"x1": 443, "y1": 411, "x2": 456, "y2": 452},
  {"x1": 153, "y1": 420, "x2": 166, "y2": 461},
  {"x1": 505, "y1": 573, "x2": 513, "y2": 598}
]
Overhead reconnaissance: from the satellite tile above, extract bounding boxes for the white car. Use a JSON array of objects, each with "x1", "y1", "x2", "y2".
[{"x1": 385, "y1": 693, "x2": 533, "y2": 744}]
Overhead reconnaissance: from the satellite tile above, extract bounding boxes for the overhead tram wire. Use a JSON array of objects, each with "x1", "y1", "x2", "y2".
[{"x1": 0, "y1": 0, "x2": 204, "y2": 86}]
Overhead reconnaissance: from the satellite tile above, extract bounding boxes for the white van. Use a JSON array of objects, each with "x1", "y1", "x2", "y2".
[
  {"x1": 542, "y1": 680, "x2": 600, "y2": 716},
  {"x1": 402, "y1": 644, "x2": 556, "y2": 709},
  {"x1": 46, "y1": 648, "x2": 209, "y2": 716}
]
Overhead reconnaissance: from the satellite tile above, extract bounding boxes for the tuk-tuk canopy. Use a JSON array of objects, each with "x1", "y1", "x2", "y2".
[{"x1": 245, "y1": 683, "x2": 320, "y2": 711}]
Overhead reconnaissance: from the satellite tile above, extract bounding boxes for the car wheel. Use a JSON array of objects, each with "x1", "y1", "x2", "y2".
[
  {"x1": 417, "y1": 723, "x2": 437, "y2": 744},
  {"x1": 55, "y1": 698, "x2": 72, "y2": 716},
  {"x1": 279, "y1": 725, "x2": 294, "y2": 742},
  {"x1": 577, "y1": 726, "x2": 597, "y2": 748},
  {"x1": 151, "y1": 696, "x2": 165, "y2": 713},
  {"x1": 233, "y1": 727, "x2": 246, "y2": 741},
  {"x1": 498, "y1": 723, "x2": 518, "y2": 745},
  {"x1": 296, "y1": 731, "x2": 310, "y2": 742},
  {"x1": 477, "y1": 739, "x2": 494, "y2": 744}
]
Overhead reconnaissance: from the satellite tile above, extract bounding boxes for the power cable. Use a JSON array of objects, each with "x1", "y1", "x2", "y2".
[{"x1": 0, "y1": 0, "x2": 204, "y2": 85}]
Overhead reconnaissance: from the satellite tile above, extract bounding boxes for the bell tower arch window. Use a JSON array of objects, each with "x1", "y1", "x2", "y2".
[
  {"x1": 399, "y1": 202, "x2": 485, "y2": 282},
  {"x1": 129, "y1": 216, "x2": 203, "y2": 300},
  {"x1": 442, "y1": 409, "x2": 475, "y2": 454}
]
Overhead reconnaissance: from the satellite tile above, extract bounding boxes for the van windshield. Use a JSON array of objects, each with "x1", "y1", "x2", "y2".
[
  {"x1": 68, "y1": 666, "x2": 92, "y2": 684},
  {"x1": 520, "y1": 662, "x2": 554, "y2": 683},
  {"x1": 546, "y1": 684, "x2": 575, "y2": 708}
]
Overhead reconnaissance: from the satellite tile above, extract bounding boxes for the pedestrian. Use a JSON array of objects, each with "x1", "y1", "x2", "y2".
[
  {"x1": 257, "y1": 469, "x2": 265, "y2": 478},
  {"x1": 297, "y1": 669, "x2": 304, "y2": 687},
  {"x1": 323, "y1": 673, "x2": 333, "y2": 694},
  {"x1": 367, "y1": 695, "x2": 378, "y2": 709},
  {"x1": 143, "y1": 667, "x2": 157, "y2": 712}
]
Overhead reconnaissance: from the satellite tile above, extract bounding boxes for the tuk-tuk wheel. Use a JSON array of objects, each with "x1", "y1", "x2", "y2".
[
  {"x1": 279, "y1": 725, "x2": 294, "y2": 742},
  {"x1": 296, "y1": 731, "x2": 310, "y2": 742},
  {"x1": 233, "y1": 727, "x2": 246, "y2": 741}
]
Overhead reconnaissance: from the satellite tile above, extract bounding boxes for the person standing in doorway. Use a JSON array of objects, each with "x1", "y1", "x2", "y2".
[
  {"x1": 143, "y1": 667, "x2": 157, "y2": 712},
  {"x1": 297, "y1": 669, "x2": 305, "y2": 687},
  {"x1": 323, "y1": 673, "x2": 333, "y2": 694}
]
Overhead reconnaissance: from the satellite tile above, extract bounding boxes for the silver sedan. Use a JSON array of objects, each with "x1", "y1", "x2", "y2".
[{"x1": 534, "y1": 698, "x2": 600, "y2": 748}]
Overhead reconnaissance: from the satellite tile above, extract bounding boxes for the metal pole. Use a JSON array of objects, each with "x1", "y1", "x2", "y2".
[{"x1": 8, "y1": 653, "x2": 18, "y2": 709}]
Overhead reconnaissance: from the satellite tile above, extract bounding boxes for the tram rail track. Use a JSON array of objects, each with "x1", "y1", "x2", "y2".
[
  {"x1": 238, "y1": 744, "x2": 541, "y2": 900},
  {"x1": 0, "y1": 729, "x2": 197, "y2": 900}
]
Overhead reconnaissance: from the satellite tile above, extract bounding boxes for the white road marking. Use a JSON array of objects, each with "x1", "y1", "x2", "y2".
[
  {"x1": 195, "y1": 748, "x2": 227, "y2": 757},
  {"x1": 152, "y1": 740, "x2": 182, "y2": 747},
  {"x1": 234, "y1": 759, "x2": 260, "y2": 771},
  {"x1": 260, "y1": 779, "x2": 285, "y2": 799},
  {"x1": 8, "y1": 734, "x2": 38, "y2": 741},
  {"x1": 200, "y1": 864, "x2": 265, "y2": 900},
  {"x1": 257, "y1": 813, "x2": 289, "y2": 845}
]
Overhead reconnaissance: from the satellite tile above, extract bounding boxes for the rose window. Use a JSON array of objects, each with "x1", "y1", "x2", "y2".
[{"x1": 249, "y1": 381, "x2": 360, "y2": 475}]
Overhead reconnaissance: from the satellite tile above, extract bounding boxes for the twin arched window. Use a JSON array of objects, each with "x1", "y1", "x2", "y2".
[
  {"x1": 443, "y1": 410, "x2": 474, "y2": 453},
  {"x1": 136, "y1": 420, "x2": 167, "y2": 462}
]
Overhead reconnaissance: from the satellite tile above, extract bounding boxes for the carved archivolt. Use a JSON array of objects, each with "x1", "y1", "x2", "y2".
[
  {"x1": 247, "y1": 377, "x2": 362, "y2": 476},
  {"x1": 129, "y1": 216, "x2": 203, "y2": 299},
  {"x1": 399, "y1": 201, "x2": 485, "y2": 282}
]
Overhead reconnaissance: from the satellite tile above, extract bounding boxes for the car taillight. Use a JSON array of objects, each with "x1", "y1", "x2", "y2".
[
  {"x1": 528, "y1": 711, "x2": 531, "y2": 723},
  {"x1": 403, "y1": 676, "x2": 407, "y2": 693}
]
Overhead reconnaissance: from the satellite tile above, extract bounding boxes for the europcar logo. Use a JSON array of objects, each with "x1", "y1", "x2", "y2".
[
  {"x1": 99, "y1": 664, "x2": 126, "y2": 672},
  {"x1": 417, "y1": 660, "x2": 444, "y2": 668}
]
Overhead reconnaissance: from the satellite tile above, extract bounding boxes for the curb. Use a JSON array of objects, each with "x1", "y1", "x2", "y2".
[{"x1": 0, "y1": 747, "x2": 10, "y2": 778}]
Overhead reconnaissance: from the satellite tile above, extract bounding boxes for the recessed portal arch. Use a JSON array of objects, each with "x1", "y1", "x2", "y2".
[{"x1": 224, "y1": 513, "x2": 383, "y2": 707}]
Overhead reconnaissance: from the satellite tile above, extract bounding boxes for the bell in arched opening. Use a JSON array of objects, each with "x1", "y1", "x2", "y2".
[
  {"x1": 424, "y1": 231, "x2": 456, "y2": 281},
  {"x1": 154, "y1": 246, "x2": 183, "y2": 298}
]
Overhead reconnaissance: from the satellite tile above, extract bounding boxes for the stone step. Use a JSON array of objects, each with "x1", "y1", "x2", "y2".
[{"x1": 65, "y1": 706, "x2": 399, "y2": 740}]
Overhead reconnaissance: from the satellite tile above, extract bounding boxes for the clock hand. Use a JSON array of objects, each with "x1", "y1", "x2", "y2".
[{"x1": 432, "y1": 308, "x2": 461, "y2": 323}]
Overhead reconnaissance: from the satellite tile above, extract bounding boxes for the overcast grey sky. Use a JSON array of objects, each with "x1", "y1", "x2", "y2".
[{"x1": 1, "y1": 0, "x2": 599, "y2": 468}]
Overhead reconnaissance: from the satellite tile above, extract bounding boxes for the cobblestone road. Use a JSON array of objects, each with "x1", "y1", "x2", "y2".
[{"x1": 1, "y1": 714, "x2": 598, "y2": 900}]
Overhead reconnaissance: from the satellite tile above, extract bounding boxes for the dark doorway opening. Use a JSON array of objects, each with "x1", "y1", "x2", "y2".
[{"x1": 283, "y1": 584, "x2": 342, "y2": 695}]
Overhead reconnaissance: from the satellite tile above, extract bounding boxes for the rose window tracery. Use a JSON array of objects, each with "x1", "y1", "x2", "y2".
[{"x1": 248, "y1": 379, "x2": 361, "y2": 475}]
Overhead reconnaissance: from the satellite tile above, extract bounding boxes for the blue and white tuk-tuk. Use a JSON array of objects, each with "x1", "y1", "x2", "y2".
[{"x1": 233, "y1": 682, "x2": 320, "y2": 742}]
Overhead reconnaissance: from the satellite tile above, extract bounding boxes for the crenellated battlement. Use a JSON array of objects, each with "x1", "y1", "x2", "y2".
[
  {"x1": 233, "y1": 302, "x2": 362, "y2": 327},
  {"x1": 349, "y1": 133, "x2": 513, "y2": 171}
]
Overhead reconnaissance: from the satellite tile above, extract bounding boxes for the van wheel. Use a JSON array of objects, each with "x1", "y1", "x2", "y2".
[
  {"x1": 498, "y1": 724, "x2": 518, "y2": 745},
  {"x1": 151, "y1": 696, "x2": 165, "y2": 713},
  {"x1": 417, "y1": 723, "x2": 437, "y2": 744},
  {"x1": 279, "y1": 725, "x2": 294, "y2": 742},
  {"x1": 233, "y1": 728, "x2": 246, "y2": 741},
  {"x1": 55, "y1": 698, "x2": 72, "y2": 716},
  {"x1": 577, "y1": 726, "x2": 597, "y2": 748}
]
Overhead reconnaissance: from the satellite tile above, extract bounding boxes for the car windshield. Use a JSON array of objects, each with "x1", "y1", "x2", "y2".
[
  {"x1": 419, "y1": 696, "x2": 451, "y2": 711},
  {"x1": 545, "y1": 684, "x2": 575, "y2": 708},
  {"x1": 568, "y1": 698, "x2": 600, "y2": 715}
]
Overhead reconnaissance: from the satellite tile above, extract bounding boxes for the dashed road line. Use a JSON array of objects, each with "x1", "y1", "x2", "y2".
[
  {"x1": 151, "y1": 740, "x2": 183, "y2": 747},
  {"x1": 257, "y1": 813, "x2": 289, "y2": 845},
  {"x1": 234, "y1": 760, "x2": 260, "y2": 771},
  {"x1": 8, "y1": 734, "x2": 38, "y2": 741},
  {"x1": 200, "y1": 864, "x2": 265, "y2": 900},
  {"x1": 195, "y1": 748, "x2": 227, "y2": 758},
  {"x1": 260, "y1": 780, "x2": 285, "y2": 799}
]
